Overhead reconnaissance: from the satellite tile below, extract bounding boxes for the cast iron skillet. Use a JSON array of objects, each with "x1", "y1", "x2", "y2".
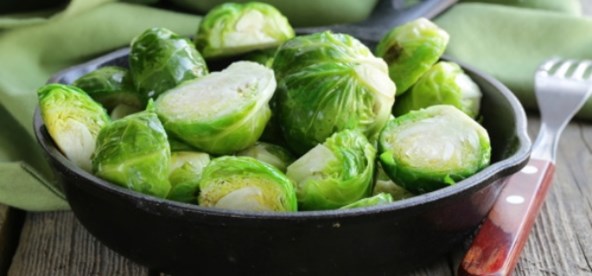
[{"x1": 33, "y1": 1, "x2": 531, "y2": 274}]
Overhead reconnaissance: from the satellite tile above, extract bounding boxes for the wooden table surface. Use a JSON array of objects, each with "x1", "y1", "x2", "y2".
[{"x1": 4, "y1": 2, "x2": 592, "y2": 276}]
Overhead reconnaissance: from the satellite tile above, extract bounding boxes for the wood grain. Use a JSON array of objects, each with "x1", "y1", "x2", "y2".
[{"x1": 7, "y1": 211, "x2": 150, "y2": 276}]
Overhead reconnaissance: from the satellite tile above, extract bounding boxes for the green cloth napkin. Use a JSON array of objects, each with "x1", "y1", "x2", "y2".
[
  {"x1": 0, "y1": 0, "x2": 589, "y2": 211},
  {"x1": 0, "y1": 1, "x2": 201, "y2": 211}
]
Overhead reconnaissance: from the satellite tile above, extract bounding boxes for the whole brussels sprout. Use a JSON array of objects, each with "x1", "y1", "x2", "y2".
[
  {"x1": 130, "y1": 27, "x2": 208, "y2": 100},
  {"x1": 375, "y1": 18, "x2": 449, "y2": 95},
  {"x1": 155, "y1": 61, "x2": 275, "y2": 155},
  {"x1": 286, "y1": 130, "x2": 376, "y2": 210},
  {"x1": 37, "y1": 84, "x2": 110, "y2": 172},
  {"x1": 237, "y1": 142, "x2": 294, "y2": 172},
  {"x1": 393, "y1": 61, "x2": 482, "y2": 118},
  {"x1": 168, "y1": 151, "x2": 210, "y2": 203},
  {"x1": 339, "y1": 193, "x2": 394, "y2": 210},
  {"x1": 92, "y1": 103, "x2": 171, "y2": 198},
  {"x1": 72, "y1": 66, "x2": 142, "y2": 113},
  {"x1": 273, "y1": 31, "x2": 396, "y2": 154},
  {"x1": 378, "y1": 105, "x2": 491, "y2": 194},
  {"x1": 198, "y1": 156, "x2": 297, "y2": 212},
  {"x1": 194, "y1": 2, "x2": 294, "y2": 58}
]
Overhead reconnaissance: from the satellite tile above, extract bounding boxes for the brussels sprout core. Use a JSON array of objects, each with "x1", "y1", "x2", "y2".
[
  {"x1": 156, "y1": 61, "x2": 275, "y2": 154},
  {"x1": 378, "y1": 105, "x2": 491, "y2": 193}
]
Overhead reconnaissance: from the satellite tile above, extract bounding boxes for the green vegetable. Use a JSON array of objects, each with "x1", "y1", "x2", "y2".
[
  {"x1": 194, "y1": 2, "x2": 294, "y2": 58},
  {"x1": 168, "y1": 151, "x2": 210, "y2": 203},
  {"x1": 92, "y1": 103, "x2": 171, "y2": 198},
  {"x1": 38, "y1": 83, "x2": 111, "y2": 172},
  {"x1": 237, "y1": 142, "x2": 294, "y2": 172},
  {"x1": 130, "y1": 27, "x2": 208, "y2": 100},
  {"x1": 273, "y1": 31, "x2": 396, "y2": 154},
  {"x1": 155, "y1": 61, "x2": 275, "y2": 155},
  {"x1": 393, "y1": 61, "x2": 482, "y2": 118},
  {"x1": 243, "y1": 48, "x2": 276, "y2": 67},
  {"x1": 198, "y1": 156, "x2": 297, "y2": 212},
  {"x1": 378, "y1": 105, "x2": 491, "y2": 194},
  {"x1": 286, "y1": 130, "x2": 376, "y2": 210},
  {"x1": 372, "y1": 165, "x2": 414, "y2": 200},
  {"x1": 375, "y1": 18, "x2": 449, "y2": 95},
  {"x1": 72, "y1": 66, "x2": 142, "y2": 112},
  {"x1": 339, "y1": 193, "x2": 394, "y2": 209}
]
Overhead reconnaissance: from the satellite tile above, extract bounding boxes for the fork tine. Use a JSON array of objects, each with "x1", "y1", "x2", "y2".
[
  {"x1": 554, "y1": 60, "x2": 574, "y2": 77},
  {"x1": 537, "y1": 57, "x2": 561, "y2": 76},
  {"x1": 572, "y1": 60, "x2": 592, "y2": 79}
]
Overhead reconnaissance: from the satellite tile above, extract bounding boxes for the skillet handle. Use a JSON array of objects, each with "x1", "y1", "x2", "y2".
[{"x1": 458, "y1": 158, "x2": 555, "y2": 276}]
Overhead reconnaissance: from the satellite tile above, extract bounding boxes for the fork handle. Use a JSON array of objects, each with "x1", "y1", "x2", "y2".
[{"x1": 458, "y1": 158, "x2": 555, "y2": 276}]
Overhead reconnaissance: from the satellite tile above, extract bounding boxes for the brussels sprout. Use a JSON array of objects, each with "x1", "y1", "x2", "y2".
[
  {"x1": 155, "y1": 61, "x2": 275, "y2": 155},
  {"x1": 168, "y1": 151, "x2": 210, "y2": 203},
  {"x1": 109, "y1": 103, "x2": 142, "y2": 120},
  {"x1": 393, "y1": 61, "x2": 482, "y2": 118},
  {"x1": 130, "y1": 27, "x2": 208, "y2": 100},
  {"x1": 339, "y1": 193, "x2": 394, "y2": 209},
  {"x1": 372, "y1": 165, "x2": 414, "y2": 200},
  {"x1": 198, "y1": 156, "x2": 297, "y2": 212},
  {"x1": 194, "y1": 2, "x2": 294, "y2": 58},
  {"x1": 286, "y1": 130, "x2": 376, "y2": 210},
  {"x1": 92, "y1": 104, "x2": 171, "y2": 198},
  {"x1": 273, "y1": 31, "x2": 396, "y2": 154},
  {"x1": 72, "y1": 66, "x2": 142, "y2": 112},
  {"x1": 378, "y1": 105, "x2": 491, "y2": 194},
  {"x1": 375, "y1": 18, "x2": 449, "y2": 95},
  {"x1": 243, "y1": 48, "x2": 276, "y2": 67},
  {"x1": 168, "y1": 136, "x2": 198, "y2": 152},
  {"x1": 38, "y1": 84, "x2": 111, "y2": 172},
  {"x1": 237, "y1": 142, "x2": 294, "y2": 172}
]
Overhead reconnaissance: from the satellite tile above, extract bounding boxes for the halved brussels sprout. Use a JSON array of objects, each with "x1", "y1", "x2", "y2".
[
  {"x1": 375, "y1": 18, "x2": 449, "y2": 95},
  {"x1": 237, "y1": 142, "x2": 294, "y2": 172},
  {"x1": 130, "y1": 27, "x2": 208, "y2": 100},
  {"x1": 198, "y1": 156, "x2": 297, "y2": 212},
  {"x1": 372, "y1": 165, "x2": 414, "y2": 200},
  {"x1": 286, "y1": 130, "x2": 376, "y2": 210},
  {"x1": 339, "y1": 193, "x2": 394, "y2": 209},
  {"x1": 273, "y1": 31, "x2": 396, "y2": 154},
  {"x1": 194, "y1": 2, "x2": 294, "y2": 58},
  {"x1": 92, "y1": 104, "x2": 171, "y2": 198},
  {"x1": 72, "y1": 66, "x2": 142, "y2": 113},
  {"x1": 155, "y1": 61, "x2": 275, "y2": 155},
  {"x1": 38, "y1": 84, "x2": 110, "y2": 172},
  {"x1": 168, "y1": 151, "x2": 210, "y2": 203},
  {"x1": 378, "y1": 105, "x2": 491, "y2": 194},
  {"x1": 393, "y1": 61, "x2": 482, "y2": 118}
]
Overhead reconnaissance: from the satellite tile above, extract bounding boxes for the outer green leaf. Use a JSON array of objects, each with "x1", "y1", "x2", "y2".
[
  {"x1": 130, "y1": 27, "x2": 208, "y2": 100},
  {"x1": 92, "y1": 106, "x2": 171, "y2": 198},
  {"x1": 237, "y1": 141, "x2": 294, "y2": 172},
  {"x1": 339, "y1": 193, "x2": 393, "y2": 209},
  {"x1": 167, "y1": 151, "x2": 210, "y2": 203},
  {"x1": 273, "y1": 31, "x2": 396, "y2": 154}
]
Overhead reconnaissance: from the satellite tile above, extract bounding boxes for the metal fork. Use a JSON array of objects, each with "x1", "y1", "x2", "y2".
[{"x1": 459, "y1": 59, "x2": 592, "y2": 276}]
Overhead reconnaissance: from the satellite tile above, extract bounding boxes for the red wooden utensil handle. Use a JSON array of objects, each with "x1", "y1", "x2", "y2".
[{"x1": 459, "y1": 158, "x2": 555, "y2": 276}]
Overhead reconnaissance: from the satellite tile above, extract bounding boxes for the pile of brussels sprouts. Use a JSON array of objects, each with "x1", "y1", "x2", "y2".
[{"x1": 38, "y1": 2, "x2": 491, "y2": 212}]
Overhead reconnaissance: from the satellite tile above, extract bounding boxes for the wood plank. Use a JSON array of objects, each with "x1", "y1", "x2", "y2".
[
  {"x1": 512, "y1": 117, "x2": 592, "y2": 275},
  {"x1": 0, "y1": 205, "x2": 23, "y2": 275},
  {"x1": 8, "y1": 211, "x2": 150, "y2": 276}
]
